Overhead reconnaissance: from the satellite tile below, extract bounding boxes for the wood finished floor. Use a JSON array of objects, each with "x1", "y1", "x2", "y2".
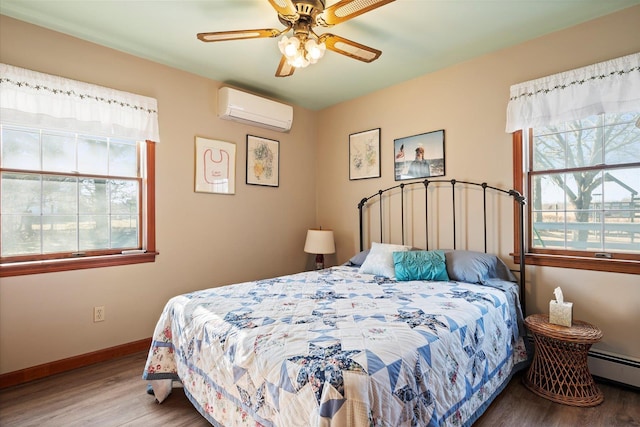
[{"x1": 0, "y1": 351, "x2": 638, "y2": 426}]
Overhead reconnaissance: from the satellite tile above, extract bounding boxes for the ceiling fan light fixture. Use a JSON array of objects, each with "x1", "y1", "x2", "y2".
[
  {"x1": 278, "y1": 35, "x2": 300, "y2": 58},
  {"x1": 279, "y1": 35, "x2": 309, "y2": 67},
  {"x1": 305, "y1": 38, "x2": 326, "y2": 63},
  {"x1": 290, "y1": 53, "x2": 310, "y2": 68},
  {"x1": 279, "y1": 33, "x2": 326, "y2": 68}
]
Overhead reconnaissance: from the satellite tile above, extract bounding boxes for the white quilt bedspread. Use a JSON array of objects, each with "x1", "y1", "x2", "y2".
[{"x1": 143, "y1": 266, "x2": 528, "y2": 426}]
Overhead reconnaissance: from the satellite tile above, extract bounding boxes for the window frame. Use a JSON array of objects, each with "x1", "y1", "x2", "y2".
[
  {"x1": 512, "y1": 130, "x2": 640, "y2": 274},
  {"x1": 0, "y1": 140, "x2": 157, "y2": 277}
]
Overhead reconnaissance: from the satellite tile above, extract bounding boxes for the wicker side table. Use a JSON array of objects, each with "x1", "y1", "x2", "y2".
[{"x1": 523, "y1": 313, "x2": 604, "y2": 407}]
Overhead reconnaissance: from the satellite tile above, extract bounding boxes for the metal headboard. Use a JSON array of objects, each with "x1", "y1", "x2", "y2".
[{"x1": 357, "y1": 178, "x2": 527, "y2": 313}]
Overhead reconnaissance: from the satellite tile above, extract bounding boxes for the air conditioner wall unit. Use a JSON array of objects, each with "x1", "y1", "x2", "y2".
[{"x1": 217, "y1": 87, "x2": 293, "y2": 132}]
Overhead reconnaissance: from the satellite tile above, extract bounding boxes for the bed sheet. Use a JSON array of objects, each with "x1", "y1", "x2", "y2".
[{"x1": 143, "y1": 266, "x2": 528, "y2": 427}]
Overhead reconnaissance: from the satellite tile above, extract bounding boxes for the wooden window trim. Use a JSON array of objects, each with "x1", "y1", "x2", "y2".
[
  {"x1": 512, "y1": 131, "x2": 639, "y2": 275},
  {"x1": 0, "y1": 141, "x2": 157, "y2": 277}
]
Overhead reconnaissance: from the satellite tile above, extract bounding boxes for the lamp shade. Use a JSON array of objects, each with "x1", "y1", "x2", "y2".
[{"x1": 304, "y1": 229, "x2": 335, "y2": 255}]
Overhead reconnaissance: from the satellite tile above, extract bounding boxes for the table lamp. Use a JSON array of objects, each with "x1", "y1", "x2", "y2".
[{"x1": 304, "y1": 228, "x2": 335, "y2": 270}]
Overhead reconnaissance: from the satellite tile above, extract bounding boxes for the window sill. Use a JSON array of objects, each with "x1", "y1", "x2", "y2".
[
  {"x1": 512, "y1": 253, "x2": 640, "y2": 275},
  {"x1": 0, "y1": 252, "x2": 158, "y2": 277}
]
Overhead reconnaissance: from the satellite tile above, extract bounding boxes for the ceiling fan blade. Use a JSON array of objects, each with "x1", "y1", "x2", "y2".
[
  {"x1": 319, "y1": 0, "x2": 395, "y2": 26},
  {"x1": 197, "y1": 28, "x2": 281, "y2": 42},
  {"x1": 268, "y1": 0, "x2": 299, "y2": 23},
  {"x1": 320, "y1": 34, "x2": 382, "y2": 62},
  {"x1": 276, "y1": 56, "x2": 295, "y2": 77}
]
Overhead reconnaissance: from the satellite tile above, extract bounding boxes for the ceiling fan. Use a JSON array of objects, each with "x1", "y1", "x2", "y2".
[{"x1": 197, "y1": 0, "x2": 396, "y2": 77}]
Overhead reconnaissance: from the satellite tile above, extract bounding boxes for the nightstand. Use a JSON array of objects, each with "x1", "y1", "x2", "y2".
[{"x1": 523, "y1": 313, "x2": 604, "y2": 407}]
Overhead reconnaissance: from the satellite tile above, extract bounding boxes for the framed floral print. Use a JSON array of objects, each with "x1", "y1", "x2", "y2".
[
  {"x1": 246, "y1": 135, "x2": 279, "y2": 187},
  {"x1": 349, "y1": 128, "x2": 381, "y2": 180}
]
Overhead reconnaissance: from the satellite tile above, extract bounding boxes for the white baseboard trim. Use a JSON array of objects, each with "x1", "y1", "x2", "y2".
[{"x1": 588, "y1": 349, "x2": 640, "y2": 389}]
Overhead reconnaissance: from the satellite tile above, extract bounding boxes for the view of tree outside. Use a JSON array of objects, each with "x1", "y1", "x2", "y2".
[
  {"x1": 1, "y1": 125, "x2": 140, "y2": 258},
  {"x1": 530, "y1": 112, "x2": 640, "y2": 254}
]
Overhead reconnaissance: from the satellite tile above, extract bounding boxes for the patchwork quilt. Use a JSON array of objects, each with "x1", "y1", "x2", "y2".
[{"x1": 143, "y1": 266, "x2": 528, "y2": 427}]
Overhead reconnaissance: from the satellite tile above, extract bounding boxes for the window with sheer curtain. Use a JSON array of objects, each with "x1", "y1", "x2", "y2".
[
  {"x1": 0, "y1": 63, "x2": 160, "y2": 277},
  {"x1": 507, "y1": 53, "x2": 640, "y2": 274}
]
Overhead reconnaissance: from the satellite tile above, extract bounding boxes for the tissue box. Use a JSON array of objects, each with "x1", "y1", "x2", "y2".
[{"x1": 549, "y1": 300, "x2": 573, "y2": 327}]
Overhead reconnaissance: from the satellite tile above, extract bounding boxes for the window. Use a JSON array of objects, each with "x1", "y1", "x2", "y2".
[
  {"x1": 0, "y1": 63, "x2": 158, "y2": 277},
  {"x1": 0, "y1": 126, "x2": 156, "y2": 276},
  {"x1": 513, "y1": 112, "x2": 640, "y2": 273},
  {"x1": 507, "y1": 53, "x2": 640, "y2": 274}
]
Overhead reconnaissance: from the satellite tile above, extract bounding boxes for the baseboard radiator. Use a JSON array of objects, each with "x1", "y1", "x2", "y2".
[{"x1": 588, "y1": 349, "x2": 640, "y2": 389}]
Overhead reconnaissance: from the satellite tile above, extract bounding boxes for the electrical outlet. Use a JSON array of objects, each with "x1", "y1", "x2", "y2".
[{"x1": 94, "y1": 306, "x2": 105, "y2": 322}]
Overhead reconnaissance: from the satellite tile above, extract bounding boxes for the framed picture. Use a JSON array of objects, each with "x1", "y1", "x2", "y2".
[
  {"x1": 246, "y1": 135, "x2": 279, "y2": 187},
  {"x1": 394, "y1": 129, "x2": 445, "y2": 181},
  {"x1": 349, "y1": 128, "x2": 381, "y2": 180},
  {"x1": 195, "y1": 136, "x2": 236, "y2": 194}
]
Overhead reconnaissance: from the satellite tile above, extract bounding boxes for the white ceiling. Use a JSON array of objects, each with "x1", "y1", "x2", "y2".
[{"x1": 1, "y1": 0, "x2": 638, "y2": 110}]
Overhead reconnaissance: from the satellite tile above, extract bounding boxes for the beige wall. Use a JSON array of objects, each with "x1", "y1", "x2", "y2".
[
  {"x1": 316, "y1": 6, "x2": 640, "y2": 361},
  {"x1": 1, "y1": 6, "x2": 639, "y2": 375},
  {"x1": 0, "y1": 16, "x2": 318, "y2": 373}
]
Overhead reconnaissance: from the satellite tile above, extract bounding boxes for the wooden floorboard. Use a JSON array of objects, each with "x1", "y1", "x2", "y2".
[
  {"x1": 475, "y1": 371, "x2": 640, "y2": 427},
  {"x1": 0, "y1": 351, "x2": 638, "y2": 426}
]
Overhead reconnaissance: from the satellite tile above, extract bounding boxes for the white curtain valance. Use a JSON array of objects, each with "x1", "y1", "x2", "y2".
[
  {"x1": 0, "y1": 63, "x2": 160, "y2": 142},
  {"x1": 505, "y1": 52, "x2": 640, "y2": 133}
]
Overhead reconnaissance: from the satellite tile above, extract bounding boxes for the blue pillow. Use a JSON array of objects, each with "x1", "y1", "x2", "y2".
[
  {"x1": 393, "y1": 250, "x2": 449, "y2": 281},
  {"x1": 348, "y1": 249, "x2": 370, "y2": 267},
  {"x1": 445, "y1": 250, "x2": 516, "y2": 284}
]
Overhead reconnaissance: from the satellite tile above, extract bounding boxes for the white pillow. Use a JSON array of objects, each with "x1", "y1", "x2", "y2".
[{"x1": 358, "y1": 242, "x2": 411, "y2": 278}]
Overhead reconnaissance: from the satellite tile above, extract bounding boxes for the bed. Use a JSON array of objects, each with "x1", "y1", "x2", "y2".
[{"x1": 143, "y1": 179, "x2": 529, "y2": 426}]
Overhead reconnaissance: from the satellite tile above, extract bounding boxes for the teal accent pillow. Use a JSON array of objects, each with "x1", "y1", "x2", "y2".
[{"x1": 393, "y1": 250, "x2": 449, "y2": 281}]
